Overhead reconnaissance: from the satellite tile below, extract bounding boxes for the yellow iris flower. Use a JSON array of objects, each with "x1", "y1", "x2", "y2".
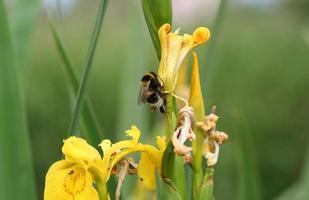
[
  {"x1": 44, "y1": 126, "x2": 165, "y2": 200},
  {"x1": 157, "y1": 23, "x2": 210, "y2": 91}
]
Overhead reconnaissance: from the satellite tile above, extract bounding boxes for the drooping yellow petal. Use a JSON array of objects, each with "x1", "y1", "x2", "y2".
[
  {"x1": 44, "y1": 160, "x2": 99, "y2": 200},
  {"x1": 62, "y1": 136, "x2": 101, "y2": 163},
  {"x1": 137, "y1": 152, "x2": 157, "y2": 190},
  {"x1": 136, "y1": 138, "x2": 166, "y2": 189},
  {"x1": 189, "y1": 52, "x2": 205, "y2": 121}
]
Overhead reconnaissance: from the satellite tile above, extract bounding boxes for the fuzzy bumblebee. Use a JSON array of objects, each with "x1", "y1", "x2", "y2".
[{"x1": 138, "y1": 72, "x2": 167, "y2": 113}]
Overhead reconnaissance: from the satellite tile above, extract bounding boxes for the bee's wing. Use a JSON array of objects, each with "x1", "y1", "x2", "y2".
[{"x1": 138, "y1": 85, "x2": 148, "y2": 105}]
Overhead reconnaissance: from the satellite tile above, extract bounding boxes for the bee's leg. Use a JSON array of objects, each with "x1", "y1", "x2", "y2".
[
  {"x1": 150, "y1": 107, "x2": 156, "y2": 112},
  {"x1": 162, "y1": 90, "x2": 173, "y2": 95},
  {"x1": 159, "y1": 106, "x2": 166, "y2": 114}
]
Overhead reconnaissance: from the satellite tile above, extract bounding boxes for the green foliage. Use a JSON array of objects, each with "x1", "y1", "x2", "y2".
[
  {"x1": 141, "y1": 0, "x2": 173, "y2": 59},
  {"x1": 0, "y1": 1, "x2": 36, "y2": 199},
  {"x1": 10, "y1": 0, "x2": 39, "y2": 71}
]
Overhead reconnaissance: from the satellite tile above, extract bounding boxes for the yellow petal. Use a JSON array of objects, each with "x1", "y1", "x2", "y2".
[
  {"x1": 156, "y1": 136, "x2": 166, "y2": 152},
  {"x1": 175, "y1": 34, "x2": 194, "y2": 74},
  {"x1": 125, "y1": 125, "x2": 141, "y2": 144},
  {"x1": 44, "y1": 160, "x2": 99, "y2": 200},
  {"x1": 99, "y1": 139, "x2": 112, "y2": 154},
  {"x1": 102, "y1": 140, "x2": 135, "y2": 166},
  {"x1": 189, "y1": 52, "x2": 205, "y2": 121},
  {"x1": 62, "y1": 136, "x2": 101, "y2": 163},
  {"x1": 193, "y1": 27, "x2": 211, "y2": 46},
  {"x1": 137, "y1": 152, "x2": 156, "y2": 190},
  {"x1": 106, "y1": 148, "x2": 136, "y2": 181}
]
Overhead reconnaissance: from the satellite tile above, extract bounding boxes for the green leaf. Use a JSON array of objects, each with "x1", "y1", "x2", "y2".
[
  {"x1": 10, "y1": 0, "x2": 39, "y2": 71},
  {"x1": 161, "y1": 141, "x2": 186, "y2": 199},
  {"x1": 141, "y1": 0, "x2": 172, "y2": 59},
  {"x1": 162, "y1": 141, "x2": 175, "y2": 178},
  {"x1": 173, "y1": 156, "x2": 186, "y2": 199},
  {"x1": 156, "y1": 172, "x2": 183, "y2": 200},
  {"x1": 0, "y1": 1, "x2": 36, "y2": 199},
  {"x1": 234, "y1": 111, "x2": 262, "y2": 200},
  {"x1": 68, "y1": 0, "x2": 108, "y2": 139},
  {"x1": 197, "y1": 167, "x2": 214, "y2": 200},
  {"x1": 49, "y1": 19, "x2": 103, "y2": 146}
]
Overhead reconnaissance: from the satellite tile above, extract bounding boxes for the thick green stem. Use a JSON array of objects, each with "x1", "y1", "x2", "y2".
[
  {"x1": 68, "y1": 0, "x2": 108, "y2": 136},
  {"x1": 96, "y1": 179, "x2": 108, "y2": 200},
  {"x1": 165, "y1": 94, "x2": 174, "y2": 138},
  {"x1": 198, "y1": 167, "x2": 214, "y2": 200}
]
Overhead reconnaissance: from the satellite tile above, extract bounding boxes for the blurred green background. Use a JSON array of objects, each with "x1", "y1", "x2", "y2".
[{"x1": 1, "y1": 0, "x2": 309, "y2": 199}]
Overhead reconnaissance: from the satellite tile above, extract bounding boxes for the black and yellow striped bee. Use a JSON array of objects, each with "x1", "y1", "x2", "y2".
[{"x1": 138, "y1": 72, "x2": 167, "y2": 114}]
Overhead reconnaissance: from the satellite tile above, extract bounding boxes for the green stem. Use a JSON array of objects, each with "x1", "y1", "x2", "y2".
[
  {"x1": 165, "y1": 94, "x2": 174, "y2": 138},
  {"x1": 96, "y1": 179, "x2": 108, "y2": 200},
  {"x1": 68, "y1": 0, "x2": 108, "y2": 136},
  {"x1": 192, "y1": 128, "x2": 204, "y2": 199}
]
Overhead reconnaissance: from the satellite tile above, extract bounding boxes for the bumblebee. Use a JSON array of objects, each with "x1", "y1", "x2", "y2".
[{"x1": 138, "y1": 72, "x2": 167, "y2": 113}]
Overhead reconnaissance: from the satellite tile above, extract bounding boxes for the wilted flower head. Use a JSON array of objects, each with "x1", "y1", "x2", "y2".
[
  {"x1": 197, "y1": 107, "x2": 228, "y2": 166},
  {"x1": 172, "y1": 106, "x2": 196, "y2": 156}
]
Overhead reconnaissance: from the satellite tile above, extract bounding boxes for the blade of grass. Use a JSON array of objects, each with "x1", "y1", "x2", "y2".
[
  {"x1": 68, "y1": 0, "x2": 108, "y2": 137},
  {"x1": 234, "y1": 111, "x2": 262, "y2": 200},
  {"x1": 49, "y1": 19, "x2": 103, "y2": 145},
  {"x1": 0, "y1": 1, "x2": 36, "y2": 199},
  {"x1": 206, "y1": 0, "x2": 228, "y2": 70}
]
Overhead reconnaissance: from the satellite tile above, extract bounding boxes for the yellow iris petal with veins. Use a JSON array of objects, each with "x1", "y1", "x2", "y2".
[{"x1": 44, "y1": 160, "x2": 99, "y2": 200}]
